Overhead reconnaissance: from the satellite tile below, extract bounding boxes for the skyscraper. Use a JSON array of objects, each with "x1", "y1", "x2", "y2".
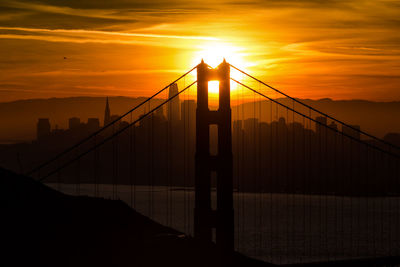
[
  {"x1": 181, "y1": 99, "x2": 196, "y2": 126},
  {"x1": 168, "y1": 83, "x2": 180, "y2": 124},
  {"x1": 316, "y1": 116, "x2": 327, "y2": 136},
  {"x1": 342, "y1": 124, "x2": 361, "y2": 140},
  {"x1": 155, "y1": 105, "x2": 165, "y2": 119},
  {"x1": 87, "y1": 118, "x2": 100, "y2": 132},
  {"x1": 181, "y1": 99, "x2": 196, "y2": 144},
  {"x1": 68, "y1": 117, "x2": 80, "y2": 129},
  {"x1": 37, "y1": 118, "x2": 50, "y2": 141},
  {"x1": 329, "y1": 121, "x2": 338, "y2": 131},
  {"x1": 104, "y1": 97, "x2": 111, "y2": 126}
]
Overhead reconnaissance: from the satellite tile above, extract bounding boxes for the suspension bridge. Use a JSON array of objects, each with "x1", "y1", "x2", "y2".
[{"x1": 26, "y1": 60, "x2": 400, "y2": 265}]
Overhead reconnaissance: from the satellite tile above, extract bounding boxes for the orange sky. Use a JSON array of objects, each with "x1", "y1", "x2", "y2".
[{"x1": 0, "y1": 0, "x2": 400, "y2": 102}]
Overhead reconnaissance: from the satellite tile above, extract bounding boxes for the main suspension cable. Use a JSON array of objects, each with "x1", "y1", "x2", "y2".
[
  {"x1": 229, "y1": 64, "x2": 400, "y2": 152},
  {"x1": 27, "y1": 65, "x2": 198, "y2": 177},
  {"x1": 37, "y1": 81, "x2": 197, "y2": 182},
  {"x1": 230, "y1": 78, "x2": 399, "y2": 159}
]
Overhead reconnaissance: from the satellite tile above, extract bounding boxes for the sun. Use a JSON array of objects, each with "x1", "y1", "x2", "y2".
[
  {"x1": 193, "y1": 42, "x2": 245, "y2": 68},
  {"x1": 208, "y1": 81, "x2": 220, "y2": 94},
  {"x1": 192, "y1": 42, "x2": 248, "y2": 95}
]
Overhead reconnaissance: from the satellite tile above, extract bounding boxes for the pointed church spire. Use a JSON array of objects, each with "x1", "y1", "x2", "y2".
[{"x1": 104, "y1": 97, "x2": 111, "y2": 126}]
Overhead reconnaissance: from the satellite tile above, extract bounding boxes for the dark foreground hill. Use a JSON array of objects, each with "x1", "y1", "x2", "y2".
[{"x1": 1, "y1": 167, "x2": 271, "y2": 267}]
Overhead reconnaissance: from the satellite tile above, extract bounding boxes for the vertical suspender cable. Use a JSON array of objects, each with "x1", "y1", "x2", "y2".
[
  {"x1": 129, "y1": 113, "x2": 133, "y2": 208},
  {"x1": 241, "y1": 81, "x2": 245, "y2": 252},
  {"x1": 286, "y1": 106, "x2": 289, "y2": 261},
  {"x1": 147, "y1": 102, "x2": 151, "y2": 217},
  {"x1": 57, "y1": 158, "x2": 61, "y2": 192},
  {"x1": 333, "y1": 121, "x2": 338, "y2": 260},
  {"x1": 302, "y1": 114, "x2": 306, "y2": 263},
  {"x1": 253, "y1": 88, "x2": 257, "y2": 257},
  {"x1": 258, "y1": 86, "x2": 262, "y2": 256},
  {"x1": 309, "y1": 108, "x2": 312, "y2": 260},
  {"x1": 183, "y1": 82, "x2": 187, "y2": 234},
  {"x1": 269, "y1": 98, "x2": 273, "y2": 262},
  {"x1": 76, "y1": 147, "x2": 80, "y2": 196},
  {"x1": 292, "y1": 100, "x2": 296, "y2": 263},
  {"x1": 350, "y1": 138, "x2": 353, "y2": 257},
  {"x1": 276, "y1": 94, "x2": 280, "y2": 264},
  {"x1": 115, "y1": 129, "x2": 119, "y2": 200},
  {"x1": 324, "y1": 116, "x2": 328, "y2": 259},
  {"x1": 151, "y1": 103, "x2": 154, "y2": 219},
  {"x1": 112, "y1": 124, "x2": 115, "y2": 199},
  {"x1": 340, "y1": 128, "x2": 345, "y2": 258},
  {"x1": 133, "y1": 123, "x2": 137, "y2": 209},
  {"x1": 366, "y1": 143, "x2": 370, "y2": 256}
]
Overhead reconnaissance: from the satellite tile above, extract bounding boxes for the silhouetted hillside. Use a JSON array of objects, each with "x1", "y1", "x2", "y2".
[
  {"x1": 1, "y1": 97, "x2": 399, "y2": 143},
  {"x1": 1, "y1": 167, "x2": 271, "y2": 267}
]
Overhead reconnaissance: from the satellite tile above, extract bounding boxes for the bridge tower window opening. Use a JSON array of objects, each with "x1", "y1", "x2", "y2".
[{"x1": 208, "y1": 81, "x2": 219, "y2": 110}]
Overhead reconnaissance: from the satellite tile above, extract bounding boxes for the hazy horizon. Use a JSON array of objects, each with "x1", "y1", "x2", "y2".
[
  {"x1": 2, "y1": 95, "x2": 400, "y2": 105},
  {"x1": 1, "y1": 95, "x2": 399, "y2": 143}
]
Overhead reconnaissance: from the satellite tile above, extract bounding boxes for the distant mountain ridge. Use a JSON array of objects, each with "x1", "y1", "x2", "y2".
[{"x1": 0, "y1": 96, "x2": 399, "y2": 142}]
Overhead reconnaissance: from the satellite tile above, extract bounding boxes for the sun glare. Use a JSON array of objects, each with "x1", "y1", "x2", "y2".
[
  {"x1": 193, "y1": 42, "x2": 245, "y2": 68},
  {"x1": 208, "y1": 81, "x2": 219, "y2": 94},
  {"x1": 192, "y1": 42, "x2": 248, "y2": 96}
]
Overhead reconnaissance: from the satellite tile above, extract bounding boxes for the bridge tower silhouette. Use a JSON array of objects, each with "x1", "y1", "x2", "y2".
[{"x1": 195, "y1": 59, "x2": 234, "y2": 261}]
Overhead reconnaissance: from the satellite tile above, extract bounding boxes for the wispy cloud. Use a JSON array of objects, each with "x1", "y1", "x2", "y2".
[
  {"x1": 0, "y1": 26, "x2": 218, "y2": 41},
  {"x1": 12, "y1": 68, "x2": 185, "y2": 77}
]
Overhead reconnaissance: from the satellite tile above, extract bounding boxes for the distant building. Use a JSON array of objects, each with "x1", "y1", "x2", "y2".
[
  {"x1": 168, "y1": 83, "x2": 180, "y2": 124},
  {"x1": 109, "y1": 115, "x2": 120, "y2": 129},
  {"x1": 384, "y1": 133, "x2": 400, "y2": 147},
  {"x1": 52, "y1": 125, "x2": 64, "y2": 136},
  {"x1": 37, "y1": 118, "x2": 50, "y2": 141},
  {"x1": 278, "y1": 117, "x2": 286, "y2": 125},
  {"x1": 342, "y1": 124, "x2": 361, "y2": 140},
  {"x1": 181, "y1": 99, "x2": 196, "y2": 129},
  {"x1": 329, "y1": 121, "x2": 338, "y2": 131},
  {"x1": 87, "y1": 118, "x2": 100, "y2": 131},
  {"x1": 104, "y1": 97, "x2": 111, "y2": 126},
  {"x1": 233, "y1": 120, "x2": 242, "y2": 132},
  {"x1": 68, "y1": 117, "x2": 80, "y2": 130},
  {"x1": 277, "y1": 117, "x2": 288, "y2": 136},
  {"x1": 119, "y1": 121, "x2": 129, "y2": 130},
  {"x1": 244, "y1": 118, "x2": 259, "y2": 136},
  {"x1": 327, "y1": 121, "x2": 338, "y2": 144},
  {"x1": 233, "y1": 120, "x2": 243, "y2": 141},
  {"x1": 290, "y1": 122, "x2": 303, "y2": 132},
  {"x1": 315, "y1": 116, "x2": 327, "y2": 136},
  {"x1": 110, "y1": 115, "x2": 119, "y2": 122},
  {"x1": 181, "y1": 100, "x2": 195, "y2": 121},
  {"x1": 155, "y1": 106, "x2": 165, "y2": 119}
]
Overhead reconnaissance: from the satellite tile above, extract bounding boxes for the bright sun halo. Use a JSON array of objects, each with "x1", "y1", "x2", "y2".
[{"x1": 193, "y1": 42, "x2": 246, "y2": 94}]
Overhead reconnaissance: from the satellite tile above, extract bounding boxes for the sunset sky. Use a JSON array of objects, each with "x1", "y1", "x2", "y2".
[{"x1": 0, "y1": 0, "x2": 399, "y2": 102}]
